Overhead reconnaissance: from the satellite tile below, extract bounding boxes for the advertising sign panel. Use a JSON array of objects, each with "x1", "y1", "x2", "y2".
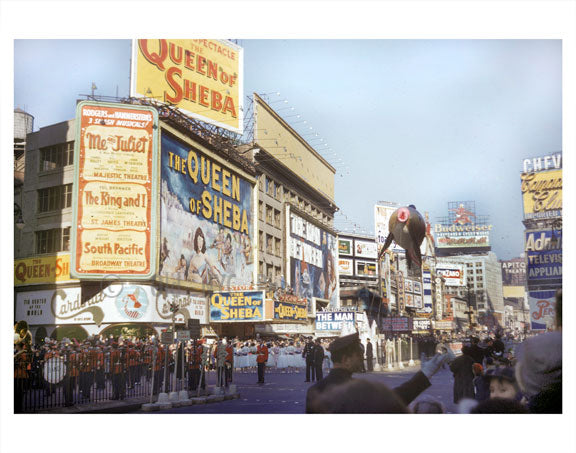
[
  {"x1": 413, "y1": 281, "x2": 422, "y2": 295},
  {"x1": 15, "y1": 284, "x2": 204, "y2": 326},
  {"x1": 433, "y1": 320, "x2": 454, "y2": 330},
  {"x1": 434, "y1": 202, "x2": 492, "y2": 249},
  {"x1": 435, "y1": 231, "x2": 491, "y2": 248},
  {"x1": 354, "y1": 239, "x2": 377, "y2": 259},
  {"x1": 521, "y1": 169, "x2": 562, "y2": 220},
  {"x1": 419, "y1": 268, "x2": 433, "y2": 315},
  {"x1": 71, "y1": 101, "x2": 158, "y2": 279},
  {"x1": 315, "y1": 311, "x2": 355, "y2": 331},
  {"x1": 404, "y1": 279, "x2": 413, "y2": 293},
  {"x1": 132, "y1": 39, "x2": 244, "y2": 133},
  {"x1": 413, "y1": 318, "x2": 431, "y2": 331},
  {"x1": 355, "y1": 260, "x2": 377, "y2": 277},
  {"x1": 501, "y1": 258, "x2": 527, "y2": 286},
  {"x1": 338, "y1": 239, "x2": 352, "y2": 256},
  {"x1": 209, "y1": 291, "x2": 264, "y2": 322},
  {"x1": 413, "y1": 294, "x2": 423, "y2": 309},
  {"x1": 273, "y1": 301, "x2": 308, "y2": 321},
  {"x1": 289, "y1": 211, "x2": 338, "y2": 307},
  {"x1": 338, "y1": 258, "x2": 354, "y2": 276},
  {"x1": 436, "y1": 264, "x2": 467, "y2": 286},
  {"x1": 156, "y1": 289, "x2": 208, "y2": 324},
  {"x1": 525, "y1": 230, "x2": 562, "y2": 288},
  {"x1": 14, "y1": 253, "x2": 78, "y2": 286},
  {"x1": 522, "y1": 153, "x2": 562, "y2": 173},
  {"x1": 158, "y1": 133, "x2": 255, "y2": 288},
  {"x1": 375, "y1": 202, "x2": 404, "y2": 253},
  {"x1": 381, "y1": 317, "x2": 413, "y2": 331},
  {"x1": 528, "y1": 290, "x2": 556, "y2": 330}
]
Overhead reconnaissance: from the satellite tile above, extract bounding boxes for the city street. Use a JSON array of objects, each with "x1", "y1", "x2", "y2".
[{"x1": 135, "y1": 364, "x2": 459, "y2": 414}]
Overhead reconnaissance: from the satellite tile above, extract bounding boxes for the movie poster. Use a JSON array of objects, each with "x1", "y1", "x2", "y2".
[
  {"x1": 289, "y1": 211, "x2": 338, "y2": 307},
  {"x1": 158, "y1": 132, "x2": 254, "y2": 287}
]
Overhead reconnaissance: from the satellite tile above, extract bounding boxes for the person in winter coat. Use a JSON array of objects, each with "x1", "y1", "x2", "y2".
[
  {"x1": 472, "y1": 363, "x2": 490, "y2": 402},
  {"x1": 449, "y1": 345, "x2": 475, "y2": 404},
  {"x1": 467, "y1": 337, "x2": 485, "y2": 365}
]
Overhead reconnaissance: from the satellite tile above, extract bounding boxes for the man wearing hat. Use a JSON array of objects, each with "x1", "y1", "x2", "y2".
[
  {"x1": 306, "y1": 332, "x2": 449, "y2": 413},
  {"x1": 110, "y1": 342, "x2": 126, "y2": 400},
  {"x1": 302, "y1": 337, "x2": 315, "y2": 382},
  {"x1": 256, "y1": 338, "x2": 269, "y2": 384}
]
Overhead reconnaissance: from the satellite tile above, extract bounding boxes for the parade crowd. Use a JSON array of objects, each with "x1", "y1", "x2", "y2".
[
  {"x1": 13, "y1": 333, "x2": 342, "y2": 412},
  {"x1": 14, "y1": 291, "x2": 561, "y2": 414}
]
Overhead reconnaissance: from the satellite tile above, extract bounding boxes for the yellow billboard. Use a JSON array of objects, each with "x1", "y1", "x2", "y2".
[
  {"x1": 131, "y1": 39, "x2": 243, "y2": 134},
  {"x1": 14, "y1": 253, "x2": 78, "y2": 286},
  {"x1": 521, "y1": 169, "x2": 562, "y2": 220}
]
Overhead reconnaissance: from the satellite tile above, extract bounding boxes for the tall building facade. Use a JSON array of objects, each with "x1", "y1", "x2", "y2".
[{"x1": 250, "y1": 94, "x2": 339, "y2": 337}]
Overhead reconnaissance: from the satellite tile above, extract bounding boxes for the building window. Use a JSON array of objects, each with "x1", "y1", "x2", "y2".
[
  {"x1": 259, "y1": 231, "x2": 264, "y2": 251},
  {"x1": 274, "y1": 209, "x2": 281, "y2": 228},
  {"x1": 265, "y1": 177, "x2": 274, "y2": 196},
  {"x1": 38, "y1": 184, "x2": 73, "y2": 213},
  {"x1": 266, "y1": 234, "x2": 273, "y2": 254},
  {"x1": 39, "y1": 142, "x2": 74, "y2": 171},
  {"x1": 266, "y1": 206, "x2": 273, "y2": 225},
  {"x1": 35, "y1": 227, "x2": 71, "y2": 254},
  {"x1": 274, "y1": 237, "x2": 281, "y2": 257},
  {"x1": 275, "y1": 184, "x2": 282, "y2": 200},
  {"x1": 259, "y1": 201, "x2": 264, "y2": 220}
]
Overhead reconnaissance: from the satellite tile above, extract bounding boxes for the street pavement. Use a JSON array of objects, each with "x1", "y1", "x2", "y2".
[{"x1": 133, "y1": 363, "x2": 459, "y2": 414}]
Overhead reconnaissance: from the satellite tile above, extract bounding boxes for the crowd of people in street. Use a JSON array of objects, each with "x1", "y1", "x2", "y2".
[
  {"x1": 14, "y1": 289, "x2": 561, "y2": 414},
  {"x1": 13, "y1": 332, "x2": 342, "y2": 412}
]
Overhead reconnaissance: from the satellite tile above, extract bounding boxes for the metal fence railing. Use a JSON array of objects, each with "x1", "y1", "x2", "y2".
[{"x1": 14, "y1": 346, "x2": 201, "y2": 413}]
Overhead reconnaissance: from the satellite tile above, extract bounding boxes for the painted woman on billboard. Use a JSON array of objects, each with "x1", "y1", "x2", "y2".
[
  {"x1": 159, "y1": 132, "x2": 254, "y2": 287},
  {"x1": 290, "y1": 222, "x2": 338, "y2": 308}
]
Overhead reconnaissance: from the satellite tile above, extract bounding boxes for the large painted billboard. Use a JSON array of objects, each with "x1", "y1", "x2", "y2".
[
  {"x1": 131, "y1": 39, "x2": 243, "y2": 133},
  {"x1": 524, "y1": 229, "x2": 562, "y2": 288},
  {"x1": 521, "y1": 169, "x2": 562, "y2": 220},
  {"x1": 158, "y1": 132, "x2": 255, "y2": 288},
  {"x1": 71, "y1": 101, "x2": 158, "y2": 279},
  {"x1": 289, "y1": 210, "x2": 338, "y2": 307},
  {"x1": 528, "y1": 290, "x2": 556, "y2": 330}
]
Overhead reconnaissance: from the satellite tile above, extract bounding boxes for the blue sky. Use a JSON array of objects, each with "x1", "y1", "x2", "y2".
[{"x1": 14, "y1": 39, "x2": 562, "y2": 260}]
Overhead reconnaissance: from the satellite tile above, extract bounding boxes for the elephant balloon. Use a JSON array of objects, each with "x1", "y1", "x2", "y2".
[{"x1": 377, "y1": 205, "x2": 426, "y2": 269}]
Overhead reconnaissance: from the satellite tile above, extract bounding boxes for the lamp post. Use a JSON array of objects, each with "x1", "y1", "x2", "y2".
[{"x1": 163, "y1": 301, "x2": 178, "y2": 393}]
